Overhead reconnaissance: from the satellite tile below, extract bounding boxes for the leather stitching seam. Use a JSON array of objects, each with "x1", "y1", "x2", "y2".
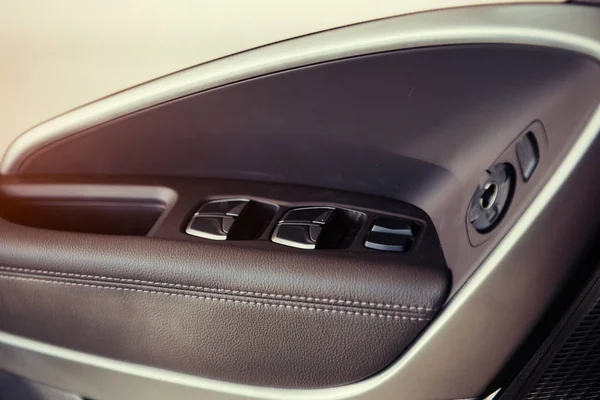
[
  {"x1": 0, "y1": 274, "x2": 430, "y2": 321},
  {"x1": 0, "y1": 266, "x2": 434, "y2": 312}
]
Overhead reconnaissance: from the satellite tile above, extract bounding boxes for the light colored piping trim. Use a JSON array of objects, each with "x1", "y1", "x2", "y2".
[
  {"x1": 0, "y1": 183, "x2": 177, "y2": 204},
  {"x1": 1, "y1": 4, "x2": 600, "y2": 400},
  {"x1": 1, "y1": 5, "x2": 598, "y2": 174}
]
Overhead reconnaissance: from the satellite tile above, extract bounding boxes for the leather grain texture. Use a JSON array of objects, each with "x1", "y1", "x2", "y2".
[{"x1": 0, "y1": 218, "x2": 449, "y2": 388}]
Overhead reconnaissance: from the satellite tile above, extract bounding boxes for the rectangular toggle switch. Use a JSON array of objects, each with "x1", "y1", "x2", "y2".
[
  {"x1": 516, "y1": 132, "x2": 539, "y2": 182},
  {"x1": 364, "y1": 218, "x2": 417, "y2": 252}
]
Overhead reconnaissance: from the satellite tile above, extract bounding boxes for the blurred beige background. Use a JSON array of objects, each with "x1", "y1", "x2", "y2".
[{"x1": 0, "y1": 0, "x2": 558, "y2": 158}]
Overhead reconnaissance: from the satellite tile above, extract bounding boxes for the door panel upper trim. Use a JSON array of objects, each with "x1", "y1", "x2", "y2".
[
  {"x1": 0, "y1": 4, "x2": 592, "y2": 175},
  {"x1": 0, "y1": 1, "x2": 556, "y2": 161},
  {"x1": 1, "y1": 4, "x2": 600, "y2": 400}
]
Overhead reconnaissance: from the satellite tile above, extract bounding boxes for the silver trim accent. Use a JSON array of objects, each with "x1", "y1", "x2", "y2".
[
  {"x1": 1, "y1": 5, "x2": 598, "y2": 175},
  {"x1": 479, "y1": 182, "x2": 499, "y2": 210},
  {"x1": 0, "y1": 183, "x2": 177, "y2": 204},
  {"x1": 1, "y1": 4, "x2": 600, "y2": 400},
  {"x1": 271, "y1": 224, "x2": 317, "y2": 250},
  {"x1": 279, "y1": 206, "x2": 335, "y2": 225},
  {"x1": 370, "y1": 225, "x2": 413, "y2": 237},
  {"x1": 364, "y1": 235, "x2": 411, "y2": 253},
  {"x1": 193, "y1": 198, "x2": 250, "y2": 217},
  {"x1": 185, "y1": 216, "x2": 228, "y2": 241},
  {"x1": 185, "y1": 199, "x2": 249, "y2": 240}
]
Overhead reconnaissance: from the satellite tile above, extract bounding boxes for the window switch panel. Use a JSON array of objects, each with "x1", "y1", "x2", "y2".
[{"x1": 186, "y1": 199, "x2": 277, "y2": 241}]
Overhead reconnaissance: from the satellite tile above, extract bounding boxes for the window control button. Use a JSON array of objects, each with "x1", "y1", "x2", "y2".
[
  {"x1": 186, "y1": 216, "x2": 231, "y2": 240},
  {"x1": 272, "y1": 224, "x2": 322, "y2": 249},
  {"x1": 516, "y1": 132, "x2": 539, "y2": 181},
  {"x1": 366, "y1": 218, "x2": 417, "y2": 252},
  {"x1": 371, "y1": 219, "x2": 415, "y2": 237},
  {"x1": 364, "y1": 231, "x2": 412, "y2": 252},
  {"x1": 281, "y1": 207, "x2": 334, "y2": 225},
  {"x1": 196, "y1": 199, "x2": 249, "y2": 217}
]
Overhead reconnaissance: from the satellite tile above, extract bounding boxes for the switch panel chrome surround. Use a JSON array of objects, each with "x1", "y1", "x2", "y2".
[
  {"x1": 280, "y1": 207, "x2": 334, "y2": 225},
  {"x1": 271, "y1": 207, "x2": 333, "y2": 249},
  {"x1": 271, "y1": 224, "x2": 322, "y2": 250},
  {"x1": 185, "y1": 199, "x2": 249, "y2": 240}
]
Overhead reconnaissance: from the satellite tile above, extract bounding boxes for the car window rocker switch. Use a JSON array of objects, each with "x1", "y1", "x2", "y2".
[
  {"x1": 186, "y1": 216, "x2": 235, "y2": 240},
  {"x1": 186, "y1": 199, "x2": 249, "y2": 240},
  {"x1": 272, "y1": 224, "x2": 322, "y2": 250},
  {"x1": 281, "y1": 207, "x2": 334, "y2": 225},
  {"x1": 195, "y1": 199, "x2": 249, "y2": 217},
  {"x1": 364, "y1": 218, "x2": 416, "y2": 252},
  {"x1": 516, "y1": 132, "x2": 539, "y2": 181},
  {"x1": 271, "y1": 207, "x2": 333, "y2": 249}
]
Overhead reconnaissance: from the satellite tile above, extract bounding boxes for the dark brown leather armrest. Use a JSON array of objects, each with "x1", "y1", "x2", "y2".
[{"x1": 0, "y1": 218, "x2": 449, "y2": 388}]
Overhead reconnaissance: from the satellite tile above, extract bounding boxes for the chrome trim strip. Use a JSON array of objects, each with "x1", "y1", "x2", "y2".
[
  {"x1": 271, "y1": 224, "x2": 317, "y2": 250},
  {"x1": 193, "y1": 198, "x2": 250, "y2": 217},
  {"x1": 371, "y1": 225, "x2": 413, "y2": 236},
  {"x1": 0, "y1": 183, "x2": 177, "y2": 204},
  {"x1": 185, "y1": 217, "x2": 228, "y2": 241},
  {"x1": 1, "y1": 4, "x2": 600, "y2": 400},
  {"x1": 279, "y1": 206, "x2": 335, "y2": 225}
]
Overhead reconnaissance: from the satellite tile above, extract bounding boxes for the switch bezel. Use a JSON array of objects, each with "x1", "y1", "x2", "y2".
[{"x1": 182, "y1": 194, "x2": 425, "y2": 256}]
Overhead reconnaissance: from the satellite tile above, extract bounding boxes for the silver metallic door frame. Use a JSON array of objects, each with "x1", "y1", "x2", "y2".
[
  {"x1": 1, "y1": 4, "x2": 600, "y2": 400},
  {"x1": 3, "y1": 5, "x2": 600, "y2": 175}
]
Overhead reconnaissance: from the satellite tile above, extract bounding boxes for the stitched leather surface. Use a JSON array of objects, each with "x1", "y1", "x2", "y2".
[{"x1": 0, "y1": 218, "x2": 449, "y2": 388}]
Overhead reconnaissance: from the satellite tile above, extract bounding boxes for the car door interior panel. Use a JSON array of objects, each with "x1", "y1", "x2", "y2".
[
  {"x1": 0, "y1": 180, "x2": 449, "y2": 388},
  {"x1": 1, "y1": 4, "x2": 600, "y2": 400},
  {"x1": 7, "y1": 42, "x2": 600, "y2": 292}
]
